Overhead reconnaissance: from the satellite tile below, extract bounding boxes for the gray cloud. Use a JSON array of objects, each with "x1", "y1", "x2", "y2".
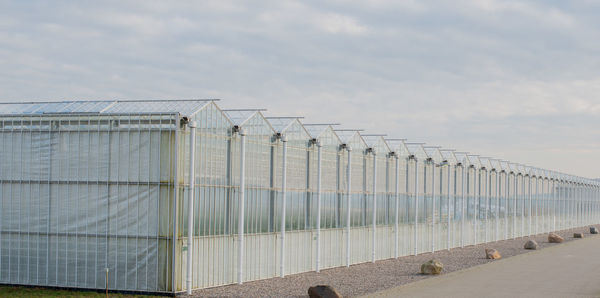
[{"x1": 0, "y1": 0, "x2": 599, "y2": 177}]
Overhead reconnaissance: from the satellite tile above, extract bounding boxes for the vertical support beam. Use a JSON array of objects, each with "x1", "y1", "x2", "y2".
[
  {"x1": 315, "y1": 141, "x2": 322, "y2": 272},
  {"x1": 394, "y1": 155, "x2": 399, "y2": 258},
  {"x1": 535, "y1": 177, "x2": 539, "y2": 235},
  {"x1": 439, "y1": 164, "x2": 443, "y2": 250},
  {"x1": 513, "y1": 175, "x2": 520, "y2": 238},
  {"x1": 371, "y1": 152, "x2": 377, "y2": 263},
  {"x1": 346, "y1": 146, "x2": 352, "y2": 267},
  {"x1": 431, "y1": 162, "x2": 435, "y2": 252},
  {"x1": 475, "y1": 168, "x2": 480, "y2": 244},
  {"x1": 414, "y1": 158, "x2": 419, "y2": 255},
  {"x1": 171, "y1": 118, "x2": 180, "y2": 293},
  {"x1": 552, "y1": 178, "x2": 556, "y2": 231},
  {"x1": 423, "y1": 162, "x2": 427, "y2": 251},
  {"x1": 505, "y1": 172, "x2": 509, "y2": 240},
  {"x1": 528, "y1": 175, "x2": 532, "y2": 236},
  {"x1": 452, "y1": 165, "x2": 457, "y2": 247},
  {"x1": 279, "y1": 136, "x2": 288, "y2": 278},
  {"x1": 186, "y1": 121, "x2": 196, "y2": 295},
  {"x1": 576, "y1": 181, "x2": 579, "y2": 227},
  {"x1": 237, "y1": 128, "x2": 246, "y2": 284},
  {"x1": 495, "y1": 171, "x2": 500, "y2": 241},
  {"x1": 485, "y1": 169, "x2": 489, "y2": 243},
  {"x1": 446, "y1": 164, "x2": 451, "y2": 250},
  {"x1": 541, "y1": 177, "x2": 544, "y2": 232},
  {"x1": 461, "y1": 166, "x2": 466, "y2": 247},
  {"x1": 568, "y1": 180, "x2": 571, "y2": 229}
]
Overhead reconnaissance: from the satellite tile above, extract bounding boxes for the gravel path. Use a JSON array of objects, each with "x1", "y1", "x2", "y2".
[{"x1": 189, "y1": 227, "x2": 595, "y2": 297}]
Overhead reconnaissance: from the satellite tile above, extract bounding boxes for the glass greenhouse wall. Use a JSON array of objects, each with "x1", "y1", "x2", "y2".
[{"x1": 0, "y1": 100, "x2": 599, "y2": 294}]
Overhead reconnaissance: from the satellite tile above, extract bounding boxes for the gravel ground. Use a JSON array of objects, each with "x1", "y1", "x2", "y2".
[{"x1": 189, "y1": 227, "x2": 596, "y2": 298}]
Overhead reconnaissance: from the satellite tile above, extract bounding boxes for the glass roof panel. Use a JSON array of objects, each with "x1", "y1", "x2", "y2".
[
  {"x1": 362, "y1": 136, "x2": 381, "y2": 149},
  {"x1": 489, "y1": 159, "x2": 502, "y2": 170},
  {"x1": 468, "y1": 155, "x2": 482, "y2": 167},
  {"x1": 362, "y1": 136, "x2": 391, "y2": 154},
  {"x1": 405, "y1": 143, "x2": 429, "y2": 159},
  {"x1": 440, "y1": 151, "x2": 457, "y2": 163},
  {"x1": 424, "y1": 147, "x2": 444, "y2": 162},
  {"x1": 361, "y1": 135, "x2": 379, "y2": 147},
  {"x1": 478, "y1": 157, "x2": 492, "y2": 169},
  {"x1": 304, "y1": 125, "x2": 329, "y2": 139},
  {"x1": 385, "y1": 140, "x2": 410, "y2": 157},
  {"x1": 266, "y1": 118, "x2": 296, "y2": 133},
  {"x1": 334, "y1": 130, "x2": 359, "y2": 143},
  {"x1": 22, "y1": 103, "x2": 46, "y2": 113},
  {"x1": 508, "y1": 163, "x2": 519, "y2": 173},
  {"x1": 0, "y1": 100, "x2": 212, "y2": 116},
  {"x1": 454, "y1": 152, "x2": 469, "y2": 165},
  {"x1": 223, "y1": 110, "x2": 259, "y2": 126},
  {"x1": 104, "y1": 100, "x2": 209, "y2": 114}
]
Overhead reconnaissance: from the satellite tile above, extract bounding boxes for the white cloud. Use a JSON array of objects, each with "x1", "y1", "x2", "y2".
[{"x1": 312, "y1": 13, "x2": 368, "y2": 34}]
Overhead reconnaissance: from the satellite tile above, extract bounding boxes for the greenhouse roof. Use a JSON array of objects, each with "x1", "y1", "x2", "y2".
[
  {"x1": 499, "y1": 161, "x2": 511, "y2": 172},
  {"x1": 489, "y1": 159, "x2": 501, "y2": 170},
  {"x1": 265, "y1": 117, "x2": 302, "y2": 133},
  {"x1": 440, "y1": 150, "x2": 458, "y2": 165},
  {"x1": 362, "y1": 135, "x2": 391, "y2": 154},
  {"x1": 385, "y1": 139, "x2": 410, "y2": 157},
  {"x1": 304, "y1": 124, "x2": 330, "y2": 139},
  {"x1": 303, "y1": 124, "x2": 342, "y2": 143},
  {"x1": 423, "y1": 146, "x2": 444, "y2": 163},
  {"x1": 334, "y1": 129, "x2": 362, "y2": 143},
  {"x1": 453, "y1": 152, "x2": 470, "y2": 165},
  {"x1": 405, "y1": 143, "x2": 429, "y2": 160},
  {"x1": 507, "y1": 162, "x2": 519, "y2": 173},
  {"x1": 0, "y1": 99, "x2": 214, "y2": 116},
  {"x1": 222, "y1": 109, "x2": 262, "y2": 126},
  {"x1": 479, "y1": 157, "x2": 493, "y2": 169},
  {"x1": 468, "y1": 155, "x2": 482, "y2": 168}
]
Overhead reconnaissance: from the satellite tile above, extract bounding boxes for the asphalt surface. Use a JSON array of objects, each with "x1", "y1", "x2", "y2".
[{"x1": 365, "y1": 233, "x2": 600, "y2": 298}]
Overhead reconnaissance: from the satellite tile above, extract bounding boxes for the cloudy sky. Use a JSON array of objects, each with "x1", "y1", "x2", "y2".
[{"x1": 1, "y1": 1, "x2": 599, "y2": 177}]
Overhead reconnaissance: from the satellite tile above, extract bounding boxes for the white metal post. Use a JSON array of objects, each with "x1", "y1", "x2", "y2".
[
  {"x1": 568, "y1": 180, "x2": 572, "y2": 229},
  {"x1": 447, "y1": 164, "x2": 451, "y2": 250},
  {"x1": 414, "y1": 158, "x2": 419, "y2": 255},
  {"x1": 394, "y1": 155, "x2": 399, "y2": 258},
  {"x1": 280, "y1": 135, "x2": 287, "y2": 278},
  {"x1": 186, "y1": 121, "x2": 197, "y2": 295},
  {"x1": 505, "y1": 172, "x2": 509, "y2": 240},
  {"x1": 567, "y1": 180, "x2": 571, "y2": 229},
  {"x1": 552, "y1": 177, "x2": 556, "y2": 231},
  {"x1": 535, "y1": 176, "x2": 539, "y2": 235},
  {"x1": 346, "y1": 146, "x2": 352, "y2": 267},
  {"x1": 544, "y1": 177, "x2": 547, "y2": 232},
  {"x1": 520, "y1": 174, "x2": 524, "y2": 237},
  {"x1": 475, "y1": 168, "x2": 479, "y2": 244},
  {"x1": 513, "y1": 175, "x2": 525, "y2": 238},
  {"x1": 371, "y1": 151, "x2": 377, "y2": 263},
  {"x1": 577, "y1": 181, "x2": 580, "y2": 227},
  {"x1": 461, "y1": 166, "x2": 466, "y2": 247},
  {"x1": 315, "y1": 141, "x2": 322, "y2": 272},
  {"x1": 541, "y1": 176, "x2": 545, "y2": 233},
  {"x1": 431, "y1": 161, "x2": 435, "y2": 252},
  {"x1": 237, "y1": 128, "x2": 246, "y2": 284},
  {"x1": 485, "y1": 169, "x2": 489, "y2": 243},
  {"x1": 452, "y1": 165, "x2": 457, "y2": 248},
  {"x1": 495, "y1": 171, "x2": 500, "y2": 241},
  {"x1": 577, "y1": 180, "x2": 580, "y2": 227}
]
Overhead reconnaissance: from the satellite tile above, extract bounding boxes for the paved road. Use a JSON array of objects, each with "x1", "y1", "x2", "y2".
[{"x1": 365, "y1": 235, "x2": 600, "y2": 298}]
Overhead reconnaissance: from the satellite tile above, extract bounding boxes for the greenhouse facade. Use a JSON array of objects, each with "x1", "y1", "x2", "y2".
[{"x1": 0, "y1": 99, "x2": 598, "y2": 294}]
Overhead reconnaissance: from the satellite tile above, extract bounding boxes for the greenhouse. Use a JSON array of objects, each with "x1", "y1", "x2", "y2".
[{"x1": 0, "y1": 99, "x2": 599, "y2": 294}]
